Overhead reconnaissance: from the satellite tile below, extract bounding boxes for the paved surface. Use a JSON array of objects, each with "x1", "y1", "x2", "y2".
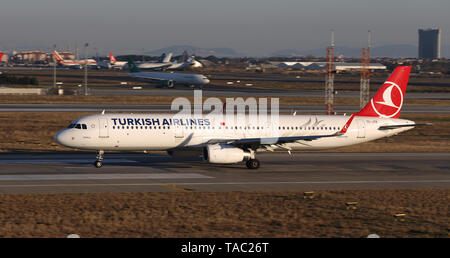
[
  {"x1": 0, "y1": 152, "x2": 448, "y2": 194},
  {"x1": 0, "y1": 103, "x2": 448, "y2": 114},
  {"x1": 86, "y1": 88, "x2": 450, "y2": 100}
]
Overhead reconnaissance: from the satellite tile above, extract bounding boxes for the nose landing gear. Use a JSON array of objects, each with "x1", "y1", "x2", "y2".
[{"x1": 94, "y1": 150, "x2": 104, "y2": 168}]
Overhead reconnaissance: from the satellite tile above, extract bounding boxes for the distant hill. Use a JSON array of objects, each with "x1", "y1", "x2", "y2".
[
  {"x1": 271, "y1": 44, "x2": 424, "y2": 58},
  {"x1": 144, "y1": 45, "x2": 244, "y2": 57}
]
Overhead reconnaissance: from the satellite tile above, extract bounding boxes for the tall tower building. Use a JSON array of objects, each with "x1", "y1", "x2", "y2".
[{"x1": 418, "y1": 28, "x2": 441, "y2": 59}]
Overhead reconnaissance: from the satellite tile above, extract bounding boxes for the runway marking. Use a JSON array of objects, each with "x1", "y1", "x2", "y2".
[
  {"x1": 162, "y1": 184, "x2": 191, "y2": 192},
  {"x1": 0, "y1": 159, "x2": 137, "y2": 164},
  {"x1": 0, "y1": 173, "x2": 212, "y2": 181},
  {"x1": 0, "y1": 179, "x2": 448, "y2": 187}
]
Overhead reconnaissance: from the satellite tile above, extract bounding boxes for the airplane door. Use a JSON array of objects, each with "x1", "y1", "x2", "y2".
[
  {"x1": 357, "y1": 119, "x2": 366, "y2": 138},
  {"x1": 174, "y1": 126, "x2": 184, "y2": 142},
  {"x1": 99, "y1": 118, "x2": 109, "y2": 138}
]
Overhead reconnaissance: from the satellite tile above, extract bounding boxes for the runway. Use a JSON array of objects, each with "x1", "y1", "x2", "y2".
[
  {"x1": 0, "y1": 103, "x2": 448, "y2": 113},
  {"x1": 86, "y1": 88, "x2": 450, "y2": 100},
  {"x1": 0, "y1": 152, "x2": 448, "y2": 194}
]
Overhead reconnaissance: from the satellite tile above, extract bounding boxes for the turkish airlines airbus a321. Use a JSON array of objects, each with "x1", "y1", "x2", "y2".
[{"x1": 55, "y1": 66, "x2": 424, "y2": 169}]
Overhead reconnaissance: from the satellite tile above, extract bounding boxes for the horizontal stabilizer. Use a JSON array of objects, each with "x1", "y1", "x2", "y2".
[{"x1": 378, "y1": 123, "x2": 431, "y2": 130}]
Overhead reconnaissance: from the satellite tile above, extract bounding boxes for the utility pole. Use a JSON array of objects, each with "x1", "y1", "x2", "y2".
[
  {"x1": 360, "y1": 30, "x2": 371, "y2": 109},
  {"x1": 53, "y1": 44, "x2": 56, "y2": 89},
  {"x1": 84, "y1": 43, "x2": 89, "y2": 96},
  {"x1": 325, "y1": 30, "x2": 335, "y2": 115}
]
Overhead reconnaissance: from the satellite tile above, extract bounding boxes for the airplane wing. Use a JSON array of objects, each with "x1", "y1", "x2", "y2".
[
  {"x1": 206, "y1": 132, "x2": 342, "y2": 149},
  {"x1": 131, "y1": 74, "x2": 169, "y2": 82}
]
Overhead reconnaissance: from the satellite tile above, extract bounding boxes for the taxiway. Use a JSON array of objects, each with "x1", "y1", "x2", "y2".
[{"x1": 0, "y1": 152, "x2": 448, "y2": 194}]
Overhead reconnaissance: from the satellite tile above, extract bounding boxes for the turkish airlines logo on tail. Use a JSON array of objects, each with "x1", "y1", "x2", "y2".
[
  {"x1": 109, "y1": 53, "x2": 117, "y2": 63},
  {"x1": 370, "y1": 81, "x2": 403, "y2": 118}
]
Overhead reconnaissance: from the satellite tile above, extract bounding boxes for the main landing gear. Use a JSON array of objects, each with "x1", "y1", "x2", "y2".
[
  {"x1": 94, "y1": 150, "x2": 104, "y2": 168},
  {"x1": 246, "y1": 159, "x2": 260, "y2": 169}
]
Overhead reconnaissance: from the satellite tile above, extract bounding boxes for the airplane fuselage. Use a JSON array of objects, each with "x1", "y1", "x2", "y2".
[
  {"x1": 129, "y1": 72, "x2": 210, "y2": 86},
  {"x1": 55, "y1": 113, "x2": 414, "y2": 151}
]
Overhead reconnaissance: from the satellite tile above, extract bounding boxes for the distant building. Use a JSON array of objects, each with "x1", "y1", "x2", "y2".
[
  {"x1": 12, "y1": 51, "x2": 75, "y2": 64},
  {"x1": 418, "y1": 28, "x2": 441, "y2": 59},
  {"x1": 14, "y1": 51, "x2": 47, "y2": 63}
]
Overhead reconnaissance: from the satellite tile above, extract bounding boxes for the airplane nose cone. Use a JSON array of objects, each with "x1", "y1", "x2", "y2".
[
  {"x1": 204, "y1": 78, "x2": 210, "y2": 84},
  {"x1": 54, "y1": 129, "x2": 73, "y2": 148}
]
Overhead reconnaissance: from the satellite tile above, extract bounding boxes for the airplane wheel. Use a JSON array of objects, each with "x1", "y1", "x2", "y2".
[
  {"x1": 94, "y1": 160, "x2": 103, "y2": 168},
  {"x1": 246, "y1": 159, "x2": 260, "y2": 169}
]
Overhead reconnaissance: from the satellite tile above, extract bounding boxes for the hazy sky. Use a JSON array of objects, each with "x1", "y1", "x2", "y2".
[{"x1": 0, "y1": 0, "x2": 448, "y2": 56}]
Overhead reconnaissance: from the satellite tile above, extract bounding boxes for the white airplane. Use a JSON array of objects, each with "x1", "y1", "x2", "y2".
[
  {"x1": 167, "y1": 55, "x2": 203, "y2": 70},
  {"x1": 52, "y1": 50, "x2": 97, "y2": 69},
  {"x1": 138, "y1": 53, "x2": 202, "y2": 71},
  {"x1": 97, "y1": 53, "x2": 128, "y2": 70},
  {"x1": 137, "y1": 53, "x2": 173, "y2": 70},
  {"x1": 55, "y1": 66, "x2": 425, "y2": 169},
  {"x1": 127, "y1": 59, "x2": 210, "y2": 88}
]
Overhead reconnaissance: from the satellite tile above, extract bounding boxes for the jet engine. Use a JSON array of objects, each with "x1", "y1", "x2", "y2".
[
  {"x1": 162, "y1": 80, "x2": 174, "y2": 88},
  {"x1": 203, "y1": 144, "x2": 251, "y2": 164}
]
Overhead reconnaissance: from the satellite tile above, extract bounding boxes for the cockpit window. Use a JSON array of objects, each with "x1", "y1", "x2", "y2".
[{"x1": 68, "y1": 123, "x2": 88, "y2": 129}]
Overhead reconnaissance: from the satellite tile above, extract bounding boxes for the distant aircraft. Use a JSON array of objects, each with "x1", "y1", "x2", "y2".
[
  {"x1": 137, "y1": 53, "x2": 174, "y2": 70},
  {"x1": 97, "y1": 53, "x2": 127, "y2": 70},
  {"x1": 108, "y1": 53, "x2": 127, "y2": 69},
  {"x1": 167, "y1": 55, "x2": 203, "y2": 70},
  {"x1": 127, "y1": 59, "x2": 209, "y2": 88},
  {"x1": 52, "y1": 50, "x2": 97, "y2": 69},
  {"x1": 55, "y1": 66, "x2": 427, "y2": 169},
  {"x1": 137, "y1": 53, "x2": 202, "y2": 71}
]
